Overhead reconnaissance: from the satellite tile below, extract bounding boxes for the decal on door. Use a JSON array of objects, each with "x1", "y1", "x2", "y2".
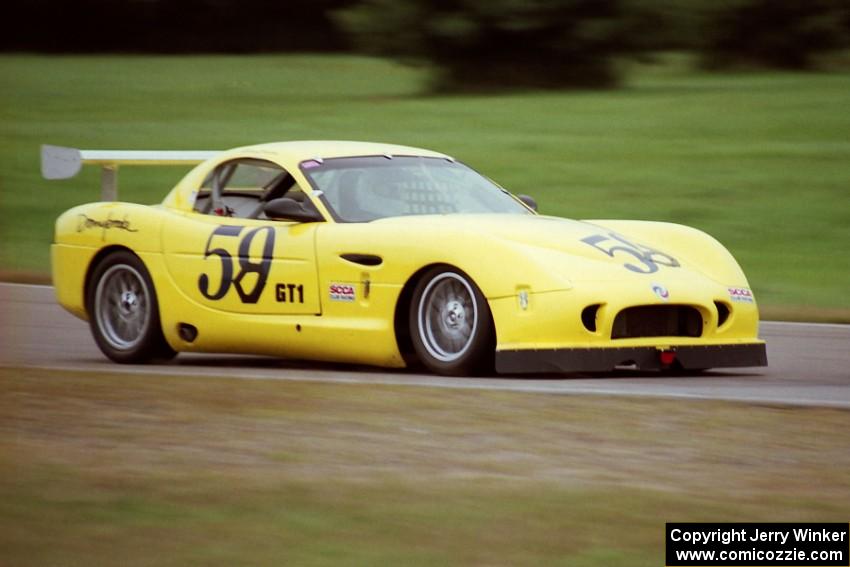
[
  {"x1": 329, "y1": 283, "x2": 356, "y2": 302},
  {"x1": 275, "y1": 283, "x2": 305, "y2": 303},
  {"x1": 198, "y1": 225, "x2": 276, "y2": 304}
]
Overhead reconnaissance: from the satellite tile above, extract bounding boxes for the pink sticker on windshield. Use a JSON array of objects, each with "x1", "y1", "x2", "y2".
[{"x1": 301, "y1": 160, "x2": 322, "y2": 169}]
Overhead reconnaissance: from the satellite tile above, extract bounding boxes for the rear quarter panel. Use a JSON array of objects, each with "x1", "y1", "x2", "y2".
[{"x1": 52, "y1": 202, "x2": 166, "y2": 319}]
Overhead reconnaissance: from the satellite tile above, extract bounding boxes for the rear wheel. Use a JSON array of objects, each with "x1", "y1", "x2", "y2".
[
  {"x1": 86, "y1": 251, "x2": 175, "y2": 363},
  {"x1": 409, "y1": 267, "x2": 494, "y2": 376}
]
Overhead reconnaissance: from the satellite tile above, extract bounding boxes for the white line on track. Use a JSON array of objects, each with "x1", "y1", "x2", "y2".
[{"x1": 2, "y1": 283, "x2": 850, "y2": 408}]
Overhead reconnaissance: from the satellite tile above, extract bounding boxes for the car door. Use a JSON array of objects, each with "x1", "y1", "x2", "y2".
[{"x1": 161, "y1": 158, "x2": 322, "y2": 315}]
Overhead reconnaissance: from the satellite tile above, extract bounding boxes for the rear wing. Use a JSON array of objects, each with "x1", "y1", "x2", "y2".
[{"x1": 41, "y1": 144, "x2": 219, "y2": 201}]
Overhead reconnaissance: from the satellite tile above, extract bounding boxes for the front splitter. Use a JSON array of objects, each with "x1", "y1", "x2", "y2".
[{"x1": 495, "y1": 343, "x2": 767, "y2": 374}]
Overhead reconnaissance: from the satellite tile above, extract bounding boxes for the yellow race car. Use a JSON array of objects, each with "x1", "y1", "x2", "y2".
[{"x1": 44, "y1": 141, "x2": 766, "y2": 375}]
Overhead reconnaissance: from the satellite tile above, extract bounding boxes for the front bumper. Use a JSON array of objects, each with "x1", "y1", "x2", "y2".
[{"x1": 495, "y1": 343, "x2": 767, "y2": 374}]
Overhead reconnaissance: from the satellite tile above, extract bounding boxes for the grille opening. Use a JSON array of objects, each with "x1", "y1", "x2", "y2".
[
  {"x1": 715, "y1": 301, "x2": 731, "y2": 327},
  {"x1": 611, "y1": 305, "x2": 703, "y2": 339},
  {"x1": 581, "y1": 304, "x2": 601, "y2": 332}
]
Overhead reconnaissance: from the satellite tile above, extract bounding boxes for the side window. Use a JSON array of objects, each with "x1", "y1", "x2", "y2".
[
  {"x1": 221, "y1": 162, "x2": 282, "y2": 192},
  {"x1": 194, "y1": 159, "x2": 301, "y2": 218}
]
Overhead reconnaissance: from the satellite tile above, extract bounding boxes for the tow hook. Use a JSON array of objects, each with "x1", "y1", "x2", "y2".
[{"x1": 658, "y1": 348, "x2": 677, "y2": 367}]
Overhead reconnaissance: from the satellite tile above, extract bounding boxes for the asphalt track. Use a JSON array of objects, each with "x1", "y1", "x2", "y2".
[{"x1": 1, "y1": 283, "x2": 848, "y2": 408}]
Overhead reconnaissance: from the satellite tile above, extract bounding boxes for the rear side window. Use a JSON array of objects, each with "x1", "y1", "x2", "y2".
[
  {"x1": 194, "y1": 159, "x2": 300, "y2": 218},
  {"x1": 199, "y1": 160, "x2": 287, "y2": 196}
]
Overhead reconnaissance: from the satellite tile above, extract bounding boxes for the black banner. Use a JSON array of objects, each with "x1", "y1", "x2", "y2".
[{"x1": 666, "y1": 523, "x2": 849, "y2": 566}]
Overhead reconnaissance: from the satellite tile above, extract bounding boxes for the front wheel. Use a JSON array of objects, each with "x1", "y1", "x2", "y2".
[
  {"x1": 86, "y1": 251, "x2": 176, "y2": 363},
  {"x1": 409, "y1": 267, "x2": 494, "y2": 376}
]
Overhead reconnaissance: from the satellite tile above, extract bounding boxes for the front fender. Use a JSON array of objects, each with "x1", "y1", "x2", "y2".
[{"x1": 315, "y1": 223, "x2": 575, "y2": 300}]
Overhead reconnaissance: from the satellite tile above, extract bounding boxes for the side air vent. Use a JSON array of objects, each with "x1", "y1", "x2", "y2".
[
  {"x1": 611, "y1": 306, "x2": 702, "y2": 339},
  {"x1": 714, "y1": 301, "x2": 731, "y2": 328},
  {"x1": 178, "y1": 323, "x2": 198, "y2": 343},
  {"x1": 340, "y1": 253, "x2": 382, "y2": 266},
  {"x1": 581, "y1": 304, "x2": 602, "y2": 332}
]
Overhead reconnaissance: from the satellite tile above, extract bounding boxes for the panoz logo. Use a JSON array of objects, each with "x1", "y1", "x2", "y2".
[
  {"x1": 728, "y1": 287, "x2": 754, "y2": 303},
  {"x1": 329, "y1": 283, "x2": 356, "y2": 302},
  {"x1": 652, "y1": 283, "x2": 670, "y2": 301}
]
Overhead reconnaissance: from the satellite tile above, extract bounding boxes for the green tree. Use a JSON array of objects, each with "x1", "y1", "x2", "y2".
[
  {"x1": 336, "y1": 0, "x2": 637, "y2": 91},
  {"x1": 700, "y1": 0, "x2": 850, "y2": 69}
]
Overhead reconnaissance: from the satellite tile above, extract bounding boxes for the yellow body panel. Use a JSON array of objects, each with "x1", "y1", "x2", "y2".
[{"x1": 51, "y1": 141, "x2": 764, "y2": 370}]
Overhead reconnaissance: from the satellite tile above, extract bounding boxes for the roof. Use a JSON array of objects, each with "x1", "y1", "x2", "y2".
[
  {"x1": 42, "y1": 140, "x2": 453, "y2": 202},
  {"x1": 225, "y1": 140, "x2": 450, "y2": 163}
]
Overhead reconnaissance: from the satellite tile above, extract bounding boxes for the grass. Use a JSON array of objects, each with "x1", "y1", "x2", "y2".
[
  {"x1": 1, "y1": 53, "x2": 849, "y2": 314},
  {"x1": 1, "y1": 366, "x2": 849, "y2": 566}
]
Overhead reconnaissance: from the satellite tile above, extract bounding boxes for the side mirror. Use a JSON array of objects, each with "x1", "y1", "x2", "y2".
[
  {"x1": 264, "y1": 197, "x2": 324, "y2": 223},
  {"x1": 518, "y1": 194, "x2": 538, "y2": 212}
]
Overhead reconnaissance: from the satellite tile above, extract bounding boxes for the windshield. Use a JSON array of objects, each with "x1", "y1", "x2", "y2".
[{"x1": 299, "y1": 156, "x2": 531, "y2": 222}]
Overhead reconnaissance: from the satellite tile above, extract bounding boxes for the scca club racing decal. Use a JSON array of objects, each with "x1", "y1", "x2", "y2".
[
  {"x1": 582, "y1": 232, "x2": 680, "y2": 274},
  {"x1": 329, "y1": 283, "x2": 356, "y2": 302},
  {"x1": 728, "y1": 287, "x2": 754, "y2": 303}
]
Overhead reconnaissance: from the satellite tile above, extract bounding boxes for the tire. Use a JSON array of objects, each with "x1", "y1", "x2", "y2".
[
  {"x1": 86, "y1": 251, "x2": 176, "y2": 363},
  {"x1": 409, "y1": 266, "x2": 495, "y2": 376}
]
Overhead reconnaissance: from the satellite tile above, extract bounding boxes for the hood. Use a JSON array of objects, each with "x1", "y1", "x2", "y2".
[
  {"x1": 371, "y1": 212, "x2": 749, "y2": 291},
  {"x1": 373, "y1": 213, "x2": 692, "y2": 274}
]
